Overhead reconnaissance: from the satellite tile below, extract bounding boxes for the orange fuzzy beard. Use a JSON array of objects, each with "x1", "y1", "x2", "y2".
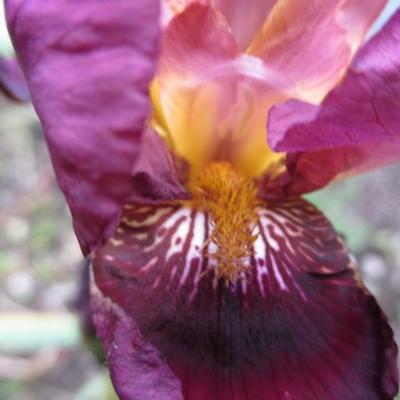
[{"x1": 188, "y1": 162, "x2": 259, "y2": 283}]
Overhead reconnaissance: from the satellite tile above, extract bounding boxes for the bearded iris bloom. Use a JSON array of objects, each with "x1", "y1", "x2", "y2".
[{"x1": 6, "y1": 0, "x2": 400, "y2": 399}]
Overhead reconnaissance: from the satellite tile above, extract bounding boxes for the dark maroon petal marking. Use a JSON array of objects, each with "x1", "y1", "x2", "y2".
[
  {"x1": 6, "y1": 0, "x2": 160, "y2": 254},
  {"x1": 0, "y1": 56, "x2": 30, "y2": 102},
  {"x1": 91, "y1": 279, "x2": 183, "y2": 400},
  {"x1": 267, "y1": 10, "x2": 400, "y2": 195},
  {"x1": 93, "y1": 199, "x2": 398, "y2": 400}
]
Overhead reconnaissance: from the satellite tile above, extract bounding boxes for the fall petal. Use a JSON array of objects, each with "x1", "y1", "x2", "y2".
[
  {"x1": 91, "y1": 280, "x2": 183, "y2": 400},
  {"x1": 0, "y1": 56, "x2": 30, "y2": 102},
  {"x1": 267, "y1": 9, "x2": 400, "y2": 195},
  {"x1": 6, "y1": 0, "x2": 160, "y2": 254},
  {"x1": 249, "y1": 0, "x2": 386, "y2": 102},
  {"x1": 93, "y1": 199, "x2": 398, "y2": 400}
]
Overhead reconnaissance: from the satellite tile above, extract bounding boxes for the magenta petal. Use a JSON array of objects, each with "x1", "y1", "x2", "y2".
[
  {"x1": 267, "y1": 9, "x2": 400, "y2": 194},
  {"x1": 93, "y1": 199, "x2": 398, "y2": 400},
  {"x1": 91, "y1": 280, "x2": 183, "y2": 400},
  {"x1": 6, "y1": 0, "x2": 160, "y2": 253},
  {"x1": 0, "y1": 56, "x2": 30, "y2": 102}
]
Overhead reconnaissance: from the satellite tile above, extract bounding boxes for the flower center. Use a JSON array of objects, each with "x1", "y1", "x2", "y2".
[{"x1": 188, "y1": 162, "x2": 259, "y2": 283}]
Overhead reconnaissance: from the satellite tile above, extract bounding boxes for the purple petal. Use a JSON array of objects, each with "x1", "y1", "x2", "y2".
[
  {"x1": 0, "y1": 56, "x2": 30, "y2": 102},
  {"x1": 93, "y1": 199, "x2": 398, "y2": 400},
  {"x1": 267, "y1": 9, "x2": 400, "y2": 194},
  {"x1": 6, "y1": 0, "x2": 160, "y2": 254},
  {"x1": 91, "y1": 278, "x2": 183, "y2": 400}
]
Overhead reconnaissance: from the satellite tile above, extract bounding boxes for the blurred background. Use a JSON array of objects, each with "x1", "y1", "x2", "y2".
[{"x1": 1, "y1": 2, "x2": 400, "y2": 400}]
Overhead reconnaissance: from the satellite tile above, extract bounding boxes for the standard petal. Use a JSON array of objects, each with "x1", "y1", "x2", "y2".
[
  {"x1": 91, "y1": 279, "x2": 183, "y2": 400},
  {"x1": 93, "y1": 199, "x2": 398, "y2": 400},
  {"x1": 267, "y1": 9, "x2": 400, "y2": 195},
  {"x1": 154, "y1": 3, "x2": 287, "y2": 177},
  {"x1": 248, "y1": 0, "x2": 387, "y2": 102},
  {"x1": 213, "y1": 0, "x2": 277, "y2": 50},
  {"x1": 162, "y1": 0, "x2": 209, "y2": 25},
  {"x1": 6, "y1": 0, "x2": 160, "y2": 254},
  {"x1": 0, "y1": 56, "x2": 30, "y2": 102},
  {"x1": 159, "y1": 3, "x2": 238, "y2": 80},
  {"x1": 152, "y1": 3, "x2": 236, "y2": 169}
]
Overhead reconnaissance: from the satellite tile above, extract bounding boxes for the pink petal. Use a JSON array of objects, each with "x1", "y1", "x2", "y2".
[
  {"x1": 6, "y1": 0, "x2": 160, "y2": 254},
  {"x1": 213, "y1": 0, "x2": 277, "y2": 50},
  {"x1": 0, "y1": 56, "x2": 30, "y2": 102},
  {"x1": 93, "y1": 199, "x2": 398, "y2": 400},
  {"x1": 160, "y1": 3, "x2": 238, "y2": 78},
  {"x1": 267, "y1": 9, "x2": 400, "y2": 195},
  {"x1": 248, "y1": 0, "x2": 387, "y2": 102},
  {"x1": 162, "y1": 0, "x2": 209, "y2": 24},
  {"x1": 155, "y1": 3, "x2": 288, "y2": 176}
]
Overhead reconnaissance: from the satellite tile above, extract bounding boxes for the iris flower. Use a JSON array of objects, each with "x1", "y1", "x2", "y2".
[{"x1": 6, "y1": 0, "x2": 400, "y2": 399}]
